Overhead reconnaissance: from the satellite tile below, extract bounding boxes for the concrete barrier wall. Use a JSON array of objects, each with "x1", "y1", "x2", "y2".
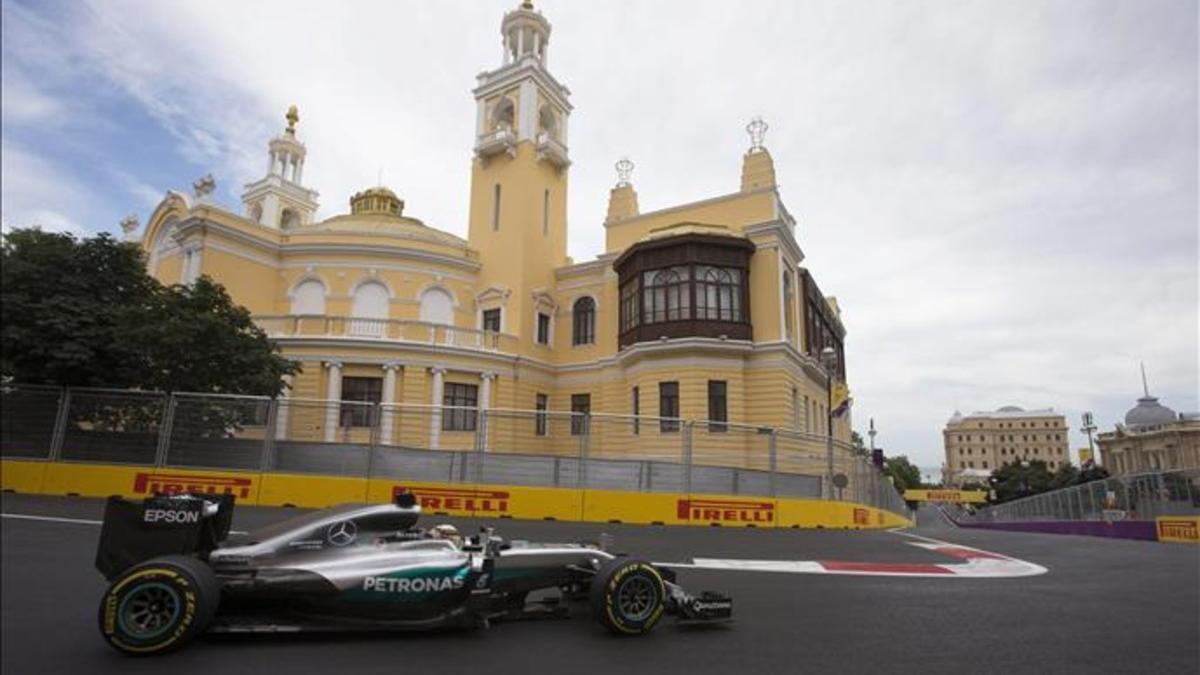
[{"x1": 0, "y1": 459, "x2": 911, "y2": 530}]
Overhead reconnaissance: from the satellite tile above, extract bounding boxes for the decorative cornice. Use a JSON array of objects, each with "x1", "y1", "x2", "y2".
[
  {"x1": 603, "y1": 186, "x2": 775, "y2": 229},
  {"x1": 744, "y1": 219, "x2": 804, "y2": 265}
]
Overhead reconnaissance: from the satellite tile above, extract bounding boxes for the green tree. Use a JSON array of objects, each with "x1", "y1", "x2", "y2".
[
  {"x1": 883, "y1": 455, "x2": 922, "y2": 492},
  {"x1": 1051, "y1": 462, "x2": 1080, "y2": 489},
  {"x1": 988, "y1": 459, "x2": 1055, "y2": 503},
  {"x1": 1, "y1": 228, "x2": 296, "y2": 395},
  {"x1": 850, "y1": 430, "x2": 869, "y2": 456}
]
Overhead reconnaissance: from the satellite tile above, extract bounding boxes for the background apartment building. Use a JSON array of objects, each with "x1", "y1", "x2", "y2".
[{"x1": 943, "y1": 406, "x2": 1070, "y2": 487}]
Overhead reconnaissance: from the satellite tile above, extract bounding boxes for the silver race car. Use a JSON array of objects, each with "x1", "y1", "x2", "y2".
[{"x1": 94, "y1": 492, "x2": 732, "y2": 655}]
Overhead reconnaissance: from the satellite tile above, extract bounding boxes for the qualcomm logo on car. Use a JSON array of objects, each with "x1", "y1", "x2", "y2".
[{"x1": 362, "y1": 575, "x2": 466, "y2": 593}]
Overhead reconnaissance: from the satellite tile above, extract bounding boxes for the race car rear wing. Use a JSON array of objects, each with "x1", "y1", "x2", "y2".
[{"x1": 94, "y1": 493, "x2": 235, "y2": 580}]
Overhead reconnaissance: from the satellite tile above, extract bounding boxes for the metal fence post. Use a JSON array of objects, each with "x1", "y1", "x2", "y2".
[
  {"x1": 47, "y1": 387, "x2": 71, "y2": 461},
  {"x1": 366, "y1": 403, "x2": 381, "y2": 479},
  {"x1": 767, "y1": 430, "x2": 777, "y2": 498},
  {"x1": 578, "y1": 414, "x2": 589, "y2": 490},
  {"x1": 153, "y1": 393, "x2": 177, "y2": 468},
  {"x1": 260, "y1": 397, "x2": 278, "y2": 472},
  {"x1": 682, "y1": 421, "x2": 693, "y2": 496}
]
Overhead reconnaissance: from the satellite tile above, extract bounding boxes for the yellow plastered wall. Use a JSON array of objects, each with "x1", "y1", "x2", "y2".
[{"x1": 604, "y1": 190, "x2": 777, "y2": 254}]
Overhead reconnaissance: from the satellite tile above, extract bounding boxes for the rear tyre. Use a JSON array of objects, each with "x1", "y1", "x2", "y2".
[
  {"x1": 98, "y1": 554, "x2": 219, "y2": 656},
  {"x1": 590, "y1": 557, "x2": 666, "y2": 636}
]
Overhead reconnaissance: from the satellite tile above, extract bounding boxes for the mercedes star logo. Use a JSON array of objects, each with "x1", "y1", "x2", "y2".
[{"x1": 326, "y1": 520, "x2": 357, "y2": 547}]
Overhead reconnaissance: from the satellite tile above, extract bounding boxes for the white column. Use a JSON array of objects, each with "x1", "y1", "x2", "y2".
[
  {"x1": 533, "y1": 32, "x2": 540, "y2": 62},
  {"x1": 323, "y1": 361, "x2": 343, "y2": 442},
  {"x1": 503, "y1": 33, "x2": 511, "y2": 65},
  {"x1": 295, "y1": 158, "x2": 304, "y2": 185},
  {"x1": 429, "y1": 367, "x2": 445, "y2": 450},
  {"x1": 380, "y1": 363, "x2": 400, "y2": 446},
  {"x1": 517, "y1": 27, "x2": 524, "y2": 59},
  {"x1": 275, "y1": 374, "x2": 293, "y2": 440},
  {"x1": 267, "y1": 150, "x2": 277, "y2": 175}
]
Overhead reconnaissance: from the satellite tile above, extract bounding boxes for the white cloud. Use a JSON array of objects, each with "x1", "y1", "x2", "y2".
[
  {"x1": 0, "y1": 141, "x2": 90, "y2": 235},
  {"x1": 2, "y1": 0, "x2": 1195, "y2": 471}
]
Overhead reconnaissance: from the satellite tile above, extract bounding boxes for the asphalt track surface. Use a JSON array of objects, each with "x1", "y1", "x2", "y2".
[{"x1": 2, "y1": 495, "x2": 1197, "y2": 675}]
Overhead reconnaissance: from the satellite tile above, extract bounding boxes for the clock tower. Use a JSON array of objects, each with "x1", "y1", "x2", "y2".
[{"x1": 467, "y1": 1, "x2": 571, "y2": 342}]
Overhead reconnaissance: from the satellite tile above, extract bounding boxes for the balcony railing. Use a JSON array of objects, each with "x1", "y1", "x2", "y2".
[
  {"x1": 475, "y1": 127, "x2": 517, "y2": 159},
  {"x1": 535, "y1": 131, "x2": 570, "y2": 169},
  {"x1": 253, "y1": 315, "x2": 517, "y2": 353}
]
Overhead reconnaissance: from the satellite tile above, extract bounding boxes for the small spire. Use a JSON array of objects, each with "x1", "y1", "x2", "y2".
[
  {"x1": 746, "y1": 116, "x2": 768, "y2": 151},
  {"x1": 285, "y1": 105, "x2": 299, "y2": 135},
  {"x1": 615, "y1": 157, "x2": 634, "y2": 186},
  {"x1": 119, "y1": 214, "x2": 140, "y2": 241},
  {"x1": 521, "y1": 0, "x2": 534, "y2": 9},
  {"x1": 1140, "y1": 361, "x2": 1150, "y2": 397}
]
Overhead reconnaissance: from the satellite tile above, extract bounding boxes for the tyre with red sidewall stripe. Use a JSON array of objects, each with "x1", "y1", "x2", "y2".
[
  {"x1": 98, "y1": 554, "x2": 219, "y2": 656},
  {"x1": 590, "y1": 557, "x2": 666, "y2": 636}
]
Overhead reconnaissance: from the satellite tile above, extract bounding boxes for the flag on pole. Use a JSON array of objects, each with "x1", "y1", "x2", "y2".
[{"x1": 832, "y1": 382, "x2": 852, "y2": 418}]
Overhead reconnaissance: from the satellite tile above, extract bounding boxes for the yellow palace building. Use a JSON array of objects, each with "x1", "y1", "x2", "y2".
[{"x1": 132, "y1": 1, "x2": 851, "y2": 468}]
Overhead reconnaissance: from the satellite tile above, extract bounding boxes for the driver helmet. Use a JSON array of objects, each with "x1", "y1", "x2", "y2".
[{"x1": 429, "y1": 524, "x2": 463, "y2": 547}]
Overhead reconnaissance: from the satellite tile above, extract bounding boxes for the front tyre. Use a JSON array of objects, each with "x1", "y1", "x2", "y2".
[
  {"x1": 590, "y1": 558, "x2": 666, "y2": 636},
  {"x1": 98, "y1": 555, "x2": 219, "y2": 656}
]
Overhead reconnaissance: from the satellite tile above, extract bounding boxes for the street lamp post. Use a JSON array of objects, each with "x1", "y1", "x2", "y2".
[{"x1": 820, "y1": 346, "x2": 838, "y2": 501}]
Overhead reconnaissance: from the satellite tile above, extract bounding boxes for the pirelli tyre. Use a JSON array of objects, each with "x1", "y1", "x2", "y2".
[
  {"x1": 590, "y1": 558, "x2": 666, "y2": 636},
  {"x1": 98, "y1": 555, "x2": 219, "y2": 656}
]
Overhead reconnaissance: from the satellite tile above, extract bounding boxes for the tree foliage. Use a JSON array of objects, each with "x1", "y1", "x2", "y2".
[
  {"x1": 884, "y1": 455, "x2": 922, "y2": 492},
  {"x1": 1, "y1": 228, "x2": 297, "y2": 395},
  {"x1": 850, "y1": 430, "x2": 869, "y2": 457}
]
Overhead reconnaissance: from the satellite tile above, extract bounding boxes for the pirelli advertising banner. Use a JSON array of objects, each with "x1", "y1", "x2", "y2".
[
  {"x1": 0, "y1": 459, "x2": 911, "y2": 530},
  {"x1": 1156, "y1": 516, "x2": 1200, "y2": 544},
  {"x1": 904, "y1": 489, "x2": 989, "y2": 504}
]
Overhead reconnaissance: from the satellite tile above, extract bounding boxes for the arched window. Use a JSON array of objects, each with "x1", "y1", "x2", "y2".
[
  {"x1": 696, "y1": 266, "x2": 742, "y2": 321},
  {"x1": 641, "y1": 267, "x2": 690, "y2": 323},
  {"x1": 279, "y1": 208, "x2": 298, "y2": 229},
  {"x1": 419, "y1": 287, "x2": 454, "y2": 325},
  {"x1": 291, "y1": 279, "x2": 326, "y2": 315},
  {"x1": 539, "y1": 105, "x2": 557, "y2": 139},
  {"x1": 572, "y1": 297, "x2": 595, "y2": 345},
  {"x1": 492, "y1": 98, "x2": 515, "y2": 131},
  {"x1": 348, "y1": 280, "x2": 389, "y2": 336},
  {"x1": 249, "y1": 202, "x2": 263, "y2": 224}
]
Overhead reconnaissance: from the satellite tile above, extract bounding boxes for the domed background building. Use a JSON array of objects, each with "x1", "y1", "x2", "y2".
[
  {"x1": 131, "y1": 2, "x2": 851, "y2": 484},
  {"x1": 1097, "y1": 375, "x2": 1200, "y2": 476}
]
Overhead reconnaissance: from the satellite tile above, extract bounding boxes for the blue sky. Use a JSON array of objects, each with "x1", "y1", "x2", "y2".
[{"x1": 2, "y1": 0, "x2": 1197, "y2": 474}]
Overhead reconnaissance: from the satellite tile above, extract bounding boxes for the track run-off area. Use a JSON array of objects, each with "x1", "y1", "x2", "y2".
[{"x1": 2, "y1": 495, "x2": 1196, "y2": 675}]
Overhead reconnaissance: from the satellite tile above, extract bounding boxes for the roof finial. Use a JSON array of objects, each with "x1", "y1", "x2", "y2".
[
  {"x1": 746, "y1": 116, "x2": 768, "y2": 151},
  {"x1": 1140, "y1": 361, "x2": 1150, "y2": 398},
  {"x1": 285, "y1": 105, "x2": 299, "y2": 135},
  {"x1": 615, "y1": 157, "x2": 634, "y2": 187},
  {"x1": 521, "y1": 0, "x2": 533, "y2": 9}
]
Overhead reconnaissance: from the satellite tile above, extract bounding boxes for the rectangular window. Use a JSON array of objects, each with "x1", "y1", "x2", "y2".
[
  {"x1": 659, "y1": 381, "x2": 679, "y2": 432},
  {"x1": 570, "y1": 394, "x2": 590, "y2": 436},
  {"x1": 537, "y1": 312, "x2": 551, "y2": 345},
  {"x1": 481, "y1": 308, "x2": 501, "y2": 333},
  {"x1": 708, "y1": 381, "x2": 727, "y2": 432},
  {"x1": 619, "y1": 280, "x2": 639, "y2": 332},
  {"x1": 442, "y1": 382, "x2": 478, "y2": 431},
  {"x1": 340, "y1": 377, "x2": 382, "y2": 428},
  {"x1": 492, "y1": 183, "x2": 502, "y2": 231},
  {"x1": 535, "y1": 393, "x2": 548, "y2": 436},
  {"x1": 542, "y1": 189, "x2": 550, "y2": 236},
  {"x1": 631, "y1": 386, "x2": 640, "y2": 435},
  {"x1": 792, "y1": 388, "x2": 800, "y2": 430}
]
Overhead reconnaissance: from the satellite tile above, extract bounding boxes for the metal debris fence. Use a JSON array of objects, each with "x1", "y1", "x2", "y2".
[
  {"x1": 0, "y1": 384, "x2": 910, "y2": 516},
  {"x1": 949, "y1": 468, "x2": 1200, "y2": 522}
]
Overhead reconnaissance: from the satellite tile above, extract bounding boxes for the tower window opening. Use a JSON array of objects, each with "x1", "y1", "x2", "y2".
[
  {"x1": 542, "y1": 189, "x2": 550, "y2": 235},
  {"x1": 492, "y1": 183, "x2": 502, "y2": 231}
]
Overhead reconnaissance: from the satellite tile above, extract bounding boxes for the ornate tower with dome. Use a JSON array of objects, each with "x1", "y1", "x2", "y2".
[
  {"x1": 1097, "y1": 369, "x2": 1199, "y2": 476},
  {"x1": 129, "y1": 1, "x2": 855, "y2": 488}
]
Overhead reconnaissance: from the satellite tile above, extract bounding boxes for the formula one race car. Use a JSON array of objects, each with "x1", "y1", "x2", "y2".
[{"x1": 94, "y1": 492, "x2": 732, "y2": 655}]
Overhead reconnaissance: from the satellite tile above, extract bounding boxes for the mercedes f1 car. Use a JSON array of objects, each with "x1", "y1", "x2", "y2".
[{"x1": 94, "y1": 492, "x2": 732, "y2": 655}]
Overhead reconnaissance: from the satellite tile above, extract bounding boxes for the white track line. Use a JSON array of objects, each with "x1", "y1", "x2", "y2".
[
  {"x1": 661, "y1": 528, "x2": 1047, "y2": 579},
  {"x1": 2, "y1": 512, "x2": 247, "y2": 535}
]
